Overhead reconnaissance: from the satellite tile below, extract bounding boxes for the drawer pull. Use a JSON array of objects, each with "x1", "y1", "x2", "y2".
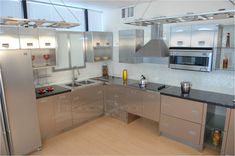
[
  {"x1": 191, "y1": 110, "x2": 199, "y2": 114},
  {"x1": 198, "y1": 41, "x2": 205, "y2": 45},
  {"x1": 27, "y1": 43, "x2": 33, "y2": 46},
  {"x1": 188, "y1": 130, "x2": 196, "y2": 135},
  {"x1": 177, "y1": 41, "x2": 183, "y2": 45},
  {"x1": 45, "y1": 42, "x2": 51, "y2": 46},
  {"x1": 2, "y1": 43, "x2": 9, "y2": 48}
]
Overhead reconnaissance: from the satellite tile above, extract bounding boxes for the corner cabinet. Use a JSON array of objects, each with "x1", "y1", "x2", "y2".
[
  {"x1": 85, "y1": 32, "x2": 113, "y2": 62},
  {"x1": 71, "y1": 85, "x2": 104, "y2": 126}
]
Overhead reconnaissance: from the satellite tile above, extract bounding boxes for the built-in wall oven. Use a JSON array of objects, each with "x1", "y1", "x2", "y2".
[{"x1": 169, "y1": 47, "x2": 213, "y2": 72}]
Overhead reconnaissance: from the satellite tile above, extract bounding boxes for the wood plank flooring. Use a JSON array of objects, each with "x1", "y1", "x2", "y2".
[{"x1": 31, "y1": 116, "x2": 218, "y2": 155}]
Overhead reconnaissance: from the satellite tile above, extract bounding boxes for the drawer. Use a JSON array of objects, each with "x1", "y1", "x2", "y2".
[
  {"x1": 160, "y1": 114, "x2": 201, "y2": 145},
  {"x1": 161, "y1": 95, "x2": 204, "y2": 123}
]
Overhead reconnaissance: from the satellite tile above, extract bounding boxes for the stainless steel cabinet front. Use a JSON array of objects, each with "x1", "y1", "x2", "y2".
[
  {"x1": 142, "y1": 92, "x2": 160, "y2": 122},
  {"x1": 72, "y1": 85, "x2": 104, "y2": 125},
  {"x1": 160, "y1": 114, "x2": 201, "y2": 145}
]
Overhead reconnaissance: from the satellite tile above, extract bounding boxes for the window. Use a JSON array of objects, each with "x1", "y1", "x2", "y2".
[
  {"x1": 0, "y1": 0, "x2": 23, "y2": 18},
  {"x1": 121, "y1": 7, "x2": 134, "y2": 18}
]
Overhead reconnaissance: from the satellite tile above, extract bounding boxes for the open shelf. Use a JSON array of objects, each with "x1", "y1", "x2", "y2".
[{"x1": 206, "y1": 112, "x2": 226, "y2": 130}]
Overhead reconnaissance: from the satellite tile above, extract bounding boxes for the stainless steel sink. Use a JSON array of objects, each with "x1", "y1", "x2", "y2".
[
  {"x1": 78, "y1": 80, "x2": 95, "y2": 85},
  {"x1": 65, "y1": 83, "x2": 82, "y2": 87}
]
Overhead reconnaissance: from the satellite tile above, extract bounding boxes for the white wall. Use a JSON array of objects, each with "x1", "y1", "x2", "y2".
[
  {"x1": 34, "y1": 62, "x2": 106, "y2": 86},
  {"x1": 103, "y1": 0, "x2": 235, "y2": 95}
]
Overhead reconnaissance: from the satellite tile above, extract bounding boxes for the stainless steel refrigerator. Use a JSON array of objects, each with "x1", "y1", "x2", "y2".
[{"x1": 0, "y1": 49, "x2": 41, "y2": 155}]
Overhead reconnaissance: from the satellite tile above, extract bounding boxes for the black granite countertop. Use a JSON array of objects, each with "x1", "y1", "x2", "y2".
[
  {"x1": 92, "y1": 76, "x2": 139, "y2": 86},
  {"x1": 160, "y1": 86, "x2": 235, "y2": 109},
  {"x1": 35, "y1": 85, "x2": 71, "y2": 99}
]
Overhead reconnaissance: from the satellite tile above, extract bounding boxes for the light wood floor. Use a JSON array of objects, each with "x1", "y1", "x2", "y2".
[{"x1": 31, "y1": 116, "x2": 218, "y2": 155}]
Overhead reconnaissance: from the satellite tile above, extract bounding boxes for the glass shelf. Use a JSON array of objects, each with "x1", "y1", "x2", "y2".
[{"x1": 206, "y1": 112, "x2": 226, "y2": 130}]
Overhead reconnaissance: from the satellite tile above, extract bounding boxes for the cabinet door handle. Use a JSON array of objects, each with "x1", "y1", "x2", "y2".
[
  {"x1": 27, "y1": 43, "x2": 33, "y2": 46},
  {"x1": 188, "y1": 130, "x2": 196, "y2": 136},
  {"x1": 2, "y1": 43, "x2": 9, "y2": 48},
  {"x1": 191, "y1": 109, "x2": 198, "y2": 115},
  {"x1": 198, "y1": 41, "x2": 205, "y2": 45},
  {"x1": 177, "y1": 41, "x2": 183, "y2": 45},
  {"x1": 45, "y1": 42, "x2": 51, "y2": 46}
]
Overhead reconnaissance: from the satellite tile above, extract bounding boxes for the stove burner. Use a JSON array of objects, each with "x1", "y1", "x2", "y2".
[
  {"x1": 37, "y1": 89, "x2": 46, "y2": 94},
  {"x1": 46, "y1": 86, "x2": 54, "y2": 92}
]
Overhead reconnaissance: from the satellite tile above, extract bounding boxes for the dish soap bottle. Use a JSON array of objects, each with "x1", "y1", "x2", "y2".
[
  {"x1": 223, "y1": 56, "x2": 228, "y2": 69},
  {"x1": 122, "y1": 69, "x2": 128, "y2": 82}
]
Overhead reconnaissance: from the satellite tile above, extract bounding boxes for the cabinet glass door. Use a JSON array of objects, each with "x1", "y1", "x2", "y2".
[
  {"x1": 70, "y1": 33, "x2": 85, "y2": 68},
  {"x1": 54, "y1": 33, "x2": 70, "y2": 70},
  {"x1": 170, "y1": 25, "x2": 191, "y2": 47},
  {"x1": 191, "y1": 24, "x2": 217, "y2": 47}
]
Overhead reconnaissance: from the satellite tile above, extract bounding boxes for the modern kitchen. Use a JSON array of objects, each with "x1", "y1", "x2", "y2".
[{"x1": 0, "y1": 0, "x2": 234, "y2": 155}]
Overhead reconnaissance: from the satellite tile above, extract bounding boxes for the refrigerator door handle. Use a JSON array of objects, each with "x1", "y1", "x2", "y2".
[{"x1": 0, "y1": 68, "x2": 14, "y2": 154}]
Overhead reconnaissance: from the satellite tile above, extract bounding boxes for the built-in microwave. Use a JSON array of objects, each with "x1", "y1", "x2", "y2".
[{"x1": 169, "y1": 47, "x2": 213, "y2": 72}]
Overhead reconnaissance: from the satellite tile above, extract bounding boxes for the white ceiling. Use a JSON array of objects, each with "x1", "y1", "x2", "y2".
[{"x1": 66, "y1": 0, "x2": 151, "y2": 10}]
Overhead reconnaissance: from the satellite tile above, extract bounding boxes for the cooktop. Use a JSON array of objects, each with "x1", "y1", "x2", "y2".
[{"x1": 128, "y1": 82, "x2": 168, "y2": 92}]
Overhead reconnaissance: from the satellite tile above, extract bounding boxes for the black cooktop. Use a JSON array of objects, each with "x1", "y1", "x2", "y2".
[
  {"x1": 128, "y1": 82, "x2": 167, "y2": 92},
  {"x1": 35, "y1": 85, "x2": 71, "y2": 99}
]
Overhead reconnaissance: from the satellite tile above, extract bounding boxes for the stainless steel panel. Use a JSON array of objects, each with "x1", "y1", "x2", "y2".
[
  {"x1": 0, "y1": 99, "x2": 10, "y2": 155},
  {"x1": 119, "y1": 29, "x2": 144, "y2": 63},
  {"x1": 19, "y1": 27, "x2": 40, "y2": 49},
  {"x1": 38, "y1": 28, "x2": 56, "y2": 48},
  {"x1": 0, "y1": 26, "x2": 20, "y2": 49},
  {"x1": 0, "y1": 50, "x2": 41, "y2": 155}
]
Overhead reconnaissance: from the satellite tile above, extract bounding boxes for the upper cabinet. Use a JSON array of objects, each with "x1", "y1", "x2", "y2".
[
  {"x1": 170, "y1": 25, "x2": 191, "y2": 47},
  {"x1": 38, "y1": 29, "x2": 56, "y2": 49},
  {"x1": 54, "y1": 31, "x2": 85, "y2": 70},
  {"x1": 19, "y1": 27, "x2": 40, "y2": 49},
  {"x1": 119, "y1": 29, "x2": 144, "y2": 64},
  {"x1": 85, "y1": 32, "x2": 113, "y2": 62},
  {"x1": 191, "y1": 25, "x2": 218, "y2": 47},
  {"x1": 70, "y1": 33, "x2": 85, "y2": 68},
  {"x1": 170, "y1": 24, "x2": 220, "y2": 48},
  {"x1": 0, "y1": 26, "x2": 20, "y2": 49}
]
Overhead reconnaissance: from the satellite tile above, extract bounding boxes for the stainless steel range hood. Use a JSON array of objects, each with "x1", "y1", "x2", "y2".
[{"x1": 137, "y1": 24, "x2": 169, "y2": 57}]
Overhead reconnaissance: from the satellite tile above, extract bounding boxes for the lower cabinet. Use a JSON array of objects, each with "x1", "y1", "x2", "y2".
[
  {"x1": 37, "y1": 92, "x2": 72, "y2": 140},
  {"x1": 142, "y1": 92, "x2": 160, "y2": 122},
  {"x1": 126, "y1": 88, "x2": 143, "y2": 116},
  {"x1": 72, "y1": 85, "x2": 104, "y2": 125},
  {"x1": 104, "y1": 85, "x2": 161, "y2": 122},
  {"x1": 104, "y1": 85, "x2": 128, "y2": 122},
  {"x1": 160, "y1": 114, "x2": 201, "y2": 145},
  {"x1": 222, "y1": 109, "x2": 234, "y2": 155},
  {"x1": 159, "y1": 95, "x2": 207, "y2": 150}
]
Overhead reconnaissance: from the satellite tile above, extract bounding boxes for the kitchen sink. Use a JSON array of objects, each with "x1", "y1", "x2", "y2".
[
  {"x1": 65, "y1": 83, "x2": 82, "y2": 87},
  {"x1": 78, "y1": 80, "x2": 95, "y2": 85}
]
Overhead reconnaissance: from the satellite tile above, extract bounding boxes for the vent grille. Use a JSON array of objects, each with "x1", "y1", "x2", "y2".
[{"x1": 121, "y1": 7, "x2": 134, "y2": 18}]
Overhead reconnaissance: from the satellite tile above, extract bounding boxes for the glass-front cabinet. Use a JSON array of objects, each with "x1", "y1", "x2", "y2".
[
  {"x1": 85, "y1": 32, "x2": 113, "y2": 62},
  {"x1": 54, "y1": 31, "x2": 85, "y2": 71},
  {"x1": 191, "y1": 24, "x2": 218, "y2": 47},
  {"x1": 170, "y1": 25, "x2": 191, "y2": 47}
]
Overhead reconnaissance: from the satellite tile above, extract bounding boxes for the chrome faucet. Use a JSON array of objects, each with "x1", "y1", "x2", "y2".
[{"x1": 72, "y1": 67, "x2": 80, "y2": 86}]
